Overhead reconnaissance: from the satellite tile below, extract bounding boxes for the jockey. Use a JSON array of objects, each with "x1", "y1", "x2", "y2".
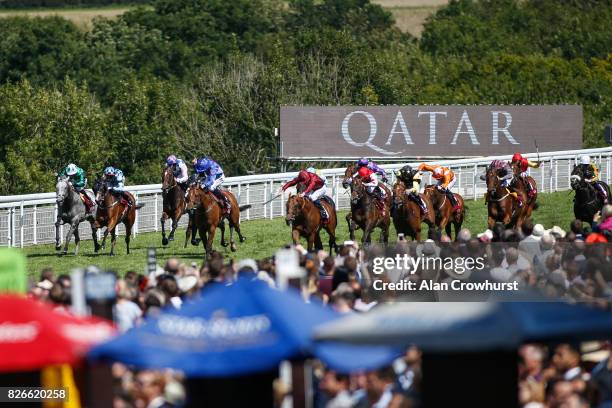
[
  {"x1": 194, "y1": 157, "x2": 231, "y2": 215},
  {"x1": 281, "y1": 167, "x2": 329, "y2": 224},
  {"x1": 396, "y1": 165, "x2": 428, "y2": 215},
  {"x1": 417, "y1": 163, "x2": 461, "y2": 213},
  {"x1": 58, "y1": 163, "x2": 94, "y2": 211},
  {"x1": 357, "y1": 166, "x2": 387, "y2": 215},
  {"x1": 510, "y1": 153, "x2": 540, "y2": 198},
  {"x1": 166, "y1": 155, "x2": 189, "y2": 189},
  {"x1": 578, "y1": 155, "x2": 608, "y2": 201},
  {"x1": 481, "y1": 160, "x2": 523, "y2": 207},
  {"x1": 355, "y1": 158, "x2": 388, "y2": 183},
  {"x1": 103, "y1": 166, "x2": 134, "y2": 206}
]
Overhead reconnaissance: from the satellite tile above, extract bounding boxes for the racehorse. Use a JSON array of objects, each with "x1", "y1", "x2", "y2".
[
  {"x1": 348, "y1": 177, "x2": 390, "y2": 245},
  {"x1": 392, "y1": 181, "x2": 435, "y2": 241},
  {"x1": 55, "y1": 176, "x2": 99, "y2": 255},
  {"x1": 185, "y1": 185, "x2": 250, "y2": 258},
  {"x1": 342, "y1": 163, "x2": 392, "y2": 238},
  {"x1": 423, "y1": 185, "x2": 464, "y2": 240},
  {"x1": 570, "y1": 165, "x2": 612, "y2": 223},
  {"x1": 510, "y1": 161, "x2": 539, "y2": 210},
  {"x1": 93, "y1": 180, "x2": 143, "y2": 256},
  {"x1": 485, "y1": 161, "x2": 531, "y2": 229},
  {"x1": 160, "y1": 167, "x2": 188, "y2": 246},
  {"x1": 285, "y1": 193, "x2": 338, "y2": 253}
]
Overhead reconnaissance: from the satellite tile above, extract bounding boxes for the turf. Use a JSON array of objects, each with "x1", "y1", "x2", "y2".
[{"x1": 20, "y1": 190, "x2": 575, "y2": 277}]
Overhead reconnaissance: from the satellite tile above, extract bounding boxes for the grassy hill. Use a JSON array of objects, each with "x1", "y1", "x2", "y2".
[{"x1": 21, "y1": 190, "x2": 575, "y2": 277}]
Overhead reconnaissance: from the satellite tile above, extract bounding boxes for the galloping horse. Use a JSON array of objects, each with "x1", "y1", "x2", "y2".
[
  {"x1": 423, "y1": 185, "x2": 464, "y2": 240},
  {"x1": 185, "y1": 185, "x2": 250, "y2": 257},
  {"x1": 348, "y1": 177, "x2": 390, "y2": 245},
  {"x1": 160, "y1": 167, "x2": 187, "y2": 246},
  {"x1": 55, "y1": 176, "x2": 98, "y2": 255},
  {"x1": 342, "y1": 163, "x2": 392, "y2": 238},
  {"x1": 285, "y1": 193, "x2": 338, "y2": 253},
  {"x1": 485, "y1": 161, "x2": 530, "y2": 229},
  {"x1": 570, "y1": 165, "x2": 612, "y2": 223},
  {"x1": 392, "y1": 181, "x2": 435, "y2": 241},
  {"x1": 93, "y1": 180, "x2": 143, "y2": 255}
]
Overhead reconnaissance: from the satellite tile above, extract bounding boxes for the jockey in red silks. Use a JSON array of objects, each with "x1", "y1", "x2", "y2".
[
  {"x1": 281, "y1": 167, "x2": 329, "y2": 224},
  {"x1": 356, "y1": 166, "x2": 387, "y2": 215},
  {"x1": 510, "y1": 153, "x2": 540, "y2": 198}
]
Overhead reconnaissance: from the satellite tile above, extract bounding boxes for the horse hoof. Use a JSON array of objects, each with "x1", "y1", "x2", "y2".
[
  {"x1": 60, "y1": 250, "x2": 67, "y2": 256},
  {"x1": 168, "y1": 236, "x2": 175, "y2": 242},
  {"x1": 55, "y1": 245, "x2": 62, "y2": 251},
  {"x1": 162, "y1": 237, "x2": 169, "y2": 246},
  {"x1": 221, "y1": 241, "x2": 229, "y2": 247},
  {"x1": 239, "y1": 236, "x2": 246, "y2": 243},
  {"x1": 191, "y1": 239, "x2": 199, "y2": 246},
  {"x1": 230, "y1": 243, "x2": 237, "y2": 252}
]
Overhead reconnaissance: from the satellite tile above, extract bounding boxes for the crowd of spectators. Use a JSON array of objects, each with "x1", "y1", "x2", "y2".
[{"x1": 23, "y1": 207, "x2": 612, "y2": 408}]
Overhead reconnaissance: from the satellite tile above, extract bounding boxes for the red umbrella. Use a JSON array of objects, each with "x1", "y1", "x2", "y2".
[{"x1": 0, "y1": 295, "x2": 116, "y2": 372}]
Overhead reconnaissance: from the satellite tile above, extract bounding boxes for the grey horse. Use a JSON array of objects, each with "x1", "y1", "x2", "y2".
[{"x1": 55, "y1": 176, "x2": 100, "y2": 255}]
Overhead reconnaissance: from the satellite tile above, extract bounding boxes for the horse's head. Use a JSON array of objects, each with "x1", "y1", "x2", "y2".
[
  {"x1": 56, "y1": 176, "x2": 70, "y2": 204},
  {"x1": 285, "y1": 193, "x2": 305, "y2": 225},
  {"x1": 485, "y1": 166, "x2": 501, "y2": 196},
  {"x1": 342, "y1": 164, "x2": 356, "y2": 189},
  {"x1": 393, "y1": 181, "x2": 406, "y2": 206},
  {"x1": 94, "y1": 179, "x2": 108, "y2": 204},
  {"x1": 350, "y1": 177, "x2": 366, "y2": 205},
  {"x1": 185, "y1": 184, "x2": 202, "y2": 214},
  {"x1": 570, "y1": 165, "x2": 586, "y2": 191},
  {"x1": 162, "y1": 166, "x2": 176, "y2": 193}
]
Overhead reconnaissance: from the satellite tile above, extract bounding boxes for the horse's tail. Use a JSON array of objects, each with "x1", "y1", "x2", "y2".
[{"x1": 239, "y1": 204, "x2": 252, "y2": 212}]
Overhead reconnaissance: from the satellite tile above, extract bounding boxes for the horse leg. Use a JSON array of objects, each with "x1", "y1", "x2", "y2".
[
  {"x1": 307, "y1": 232, "x2": 317, "y2": 252},
  {"x1": 346, "y1": 213, "x2": 355, "y2": 241},
  {"x1": 205, "y1": 225, "x2": 217, "y2": 258},
  {"x1": 169, "y1": 209, "x2": 180, "y2": 241},
  {"x1": 91, "y1": 224, "x2": 101, "y2": 253},
  {"x1": 73, "y1": 226, "x2": 81, "y2": 256},
  {"x1": 219, "y1": 219, "x2": 228, "y2": 248},
  {"x1": 191, "y1": 212, "x2": 199, "y2": 246},
  {"x1": 109, "y1": 228, "x2": 117, "y2": 256},
  {"x1": 314, "y1": 232, "x2": 323, "y2": 251},
  {"x1": 55, "y1": 219, "x2": 62, "y2": 251},
  {"x1": 161, "y1": 212, "x2": 169, "y2": 246},
  {"x1": 61, "y1": 223, "x2": 76, "y2": 256},
  {"x1": 100, "y1": 229, "x2": 109, "y2": 251},
  {"x1": 184, "y1": 216, "x2": 192, "y2": 248},
  {"x1": 382, "y1": 220, "x2": 390, "y2": 244},
  {"x1": 228, "y1": 220, "x2": 237, "y2": 252},
  {"x1": 292, "y1": 228, "x2": 300, "y2": 245}
]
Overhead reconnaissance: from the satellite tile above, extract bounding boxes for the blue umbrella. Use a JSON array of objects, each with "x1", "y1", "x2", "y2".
[
  {"x1": 89, "y1": 278, "x2": 399, "y2": 376},
  {"x1": 314, "y1": 301, "x2": 612, "y2": 351}
]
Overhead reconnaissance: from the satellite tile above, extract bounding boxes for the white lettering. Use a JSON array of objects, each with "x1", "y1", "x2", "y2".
[
  {"x1": 341, "y1": 111, "x2": 400, "y2": 155},
  {"x1": 385, "y1": 111, "x2": 414, "y2": 145},
  {"x1": 451, "y1": 110, "x2": 480, "y2": 145},
  {"x1": 418, "y1": 111, "x2": 447, "y2": 144},
  {"x1": 491, "y1": 111, "x2": 519, "y2": 145}
]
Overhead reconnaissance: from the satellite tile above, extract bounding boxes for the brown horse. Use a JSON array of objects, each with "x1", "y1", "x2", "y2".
[
  {"x1": 348, "y1": 178, "x2": 390, "y2": 245},
  {"x1": 342, "y1": 164, "x2": 392, "y2": 238},
  {"x1": 185, "y1": 185, "x2": 250, "y2": 257},
  {"x1": 94, "y1": 181, "x2": 144, "y2": 256},
  {"x1": 392, "y1": 181, "x2": 436, "y2": 241},
  {"x1": 423, "y1": 185, "x2": 464, "y2": 240},
  {"x1": 161, "y1": 167, "x2": 188, "y2": 246},
  {"x1": 486, "y1": 164, "x2": 536, "y2": 229},
  {"x1": 285, "y1": 193, "x2": 338, "y2": 253}
]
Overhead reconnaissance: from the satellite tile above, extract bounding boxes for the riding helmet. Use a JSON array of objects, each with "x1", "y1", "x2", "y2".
[
  {"x1": 166, "y1": 155, "x2": 177, "y2": 166},
  {"x1": 104, "y1": 166, "x2": 115, "y2": 176},
  {"x1": 66, "y1": 163, "x2": 78, "y2": 176},
  {"x1": 357, "y1": 158, "x2": 369, "y2": 167}
]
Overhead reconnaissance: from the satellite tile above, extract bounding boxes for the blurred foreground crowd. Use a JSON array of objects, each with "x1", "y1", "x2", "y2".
[{"x1": 24, "y1": 208, "x2": 612, "y2": 407}]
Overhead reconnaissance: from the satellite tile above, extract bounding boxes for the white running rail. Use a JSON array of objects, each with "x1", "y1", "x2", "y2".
[{"x1": 2, "y1": 147, "x2": 611, "y2": 247}]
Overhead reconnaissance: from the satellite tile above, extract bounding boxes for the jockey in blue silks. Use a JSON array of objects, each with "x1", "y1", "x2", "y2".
[
  {"x1": 194, "y1": 157, "x2": 231, "y2": 214},
  {"x1": 102, "y1": 166, "x2": 134, "y2": 206}
]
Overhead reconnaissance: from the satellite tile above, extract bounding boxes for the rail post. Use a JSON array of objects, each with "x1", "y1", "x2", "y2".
[
  {"x1": 133, "y1": 192, "x2": 138, "y2": 237},
  {"x1": 473, "y1": 164, "x2": 478, "y2": 200},
  {"x1": 33, "y1": 205, "x2": 37, "y2": 245},
  {"x1": 154, "y1": 193, "x2": 158, "y2": 232},
  {"x1": 549, "y1": 157, "x2": 553, "y2": 193},
  {"x1": 19, "y1": 201, "x2": 24, "y2": 248},
  {"x1": 246, "y1": 184, "x2": 251, "y2": 220}
]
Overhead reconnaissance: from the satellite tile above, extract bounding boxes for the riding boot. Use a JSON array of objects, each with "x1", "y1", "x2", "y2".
[
  {"x1": 121, "y1": 191, "x2": 133, "y2": 207},
  {"x1": 594, "y1": 182, "x2": 608, "y2": 201},
  {"x1": 447, "y1": 190, "x2": 460, "y2": 213},
  {"x1": 373, "y1": 188, "x2": 386, "y2": 216},
  {"x1": 411, "y1": 193, "x2": 428, "y2": 215},
  {"x1": 314, "y1": 199, "x2": 329, "y2": 225}
]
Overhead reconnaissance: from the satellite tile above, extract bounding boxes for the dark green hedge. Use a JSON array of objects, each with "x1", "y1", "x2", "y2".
[{"x1": 0, "y1": 0, "x2": 150, "y2": 8}]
